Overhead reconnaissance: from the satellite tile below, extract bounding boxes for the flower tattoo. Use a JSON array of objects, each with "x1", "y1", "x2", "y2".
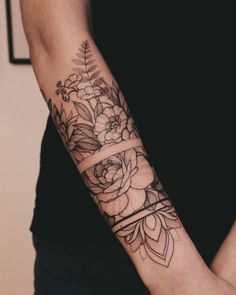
[
  {"x1": 83, "y1": 147, "x2": 181, "y2": 266},
  {"x1": 44, "y1": 40, "x2": 181, "y2": 267},
  {"x1": 84, "y1": 148, "x2": 154, "y2": 217},
  {"x1": 54, "y1": 40, "x2": 139, "y2": 164},
  {"x1": 94, "y1": 105, "x2": 128, "y2": 144}
]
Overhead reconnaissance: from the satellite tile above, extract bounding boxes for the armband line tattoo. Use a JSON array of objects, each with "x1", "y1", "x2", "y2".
[
  {"x1": 112, "y1": 197, "x2": 171, "y2": 232},
  {"x1": 77, "y1": 137, "x2": 143, "y2": 173},
  {"x1": 42, "y1": 40, "x2": 181, "y2": 267},
  {"x1": 113, "y1": 198, "x2": 172, "y2": 234},
  {"x1": 114, "y1": 208, "x2": 172, "y2": 236}
]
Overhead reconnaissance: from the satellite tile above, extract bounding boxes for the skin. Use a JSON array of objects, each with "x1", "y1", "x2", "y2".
[
  {"x1": 211, "y1": 221, "x2": 236, "y2": 290},
  {"x1": 20, "y1": 1, "x2": 236, "y2": 294}
]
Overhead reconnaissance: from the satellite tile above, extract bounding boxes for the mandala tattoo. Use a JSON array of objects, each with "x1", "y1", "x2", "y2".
[{"x1": 43, "y1": 40, "x2": 181, "y2": 267}]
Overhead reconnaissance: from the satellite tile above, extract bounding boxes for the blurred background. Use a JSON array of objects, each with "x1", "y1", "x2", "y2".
[{"x1": 0, "y1": 1, "x2": 48, "y2": 294}]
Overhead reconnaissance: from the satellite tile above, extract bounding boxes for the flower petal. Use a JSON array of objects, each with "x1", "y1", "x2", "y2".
[
  {"x1": 103, "y1": 107, "x2": 115, "y2": 118},
  {"x1": 95, "y1": 114, "x2": 108, "y2": 132},
  {"x1": 143, "y1": 215, "x2": 162, "y2": 241},
  {"x1": 103, "y1": 177, "x2": 122, "y2": 193},
  {"x1": 97, "y1": 130, "x2": 106, "y2": 143},
  {"x1": 105, "y1": 169, "x2": 118, "y2": 182},
  {"x1": 122, "y1": 128, "x2": 130, "y2": 140},
  {"x1": 113, "y1": 168, "x2": 123, "y2": 181},
  {"x1": 117, "y1": 115, "x2": 127, "y2": 132},
  {"x1": 108, "y1": 155, "x2": 122, "y2": 165},
  {"x1": 130, "y1": 232, "x2": 143, "y2": 252},
  {"x1": 97, "y1": 190, "x2": 119, "y2": 202},
  {"x1": 69, "y1": 74, "x2": 77, "y2": 82},
  {"x1": 100, "y1": 194, "x2": 128, "y2": 216},
  {"x1": 94, "y1": 89, "x2": 100, "y2": 96},
  {"x1": 78, "y1": 89, "x2": 86, "y2": 98},
  {"x1": 98, "y1": 176, "x2": 107, "y2": 185},
  {"x1": 105, "y1": 130, "x2": 120, "y2": 141},
  {"x1": 130, "y1": 156, "x2": 154, "y2": 189},
  {"x1": 89, "y1": 185, "x2": 104, "y2": 194},
  {"x1": 85, "y1": 86, "x2": 93, "y2": 94},
  {"x1": 120, "y1": 187, "x2": 146, "y2": 216},
  {"x1": 83, "y1": 94, "x2": 93, "y2": 100},
  {"x1": 64, "y1": 79, "x2": 71, "y2": 87},
  {"x1": 86, "y1": 167, "x2": 100, "y2": 185},
  {"x1": 68, "y1": 91, "x2": 78, "y2": 100},
  {"x1": 113, "y1": 105, "x2": 123, "y2": 116},
  {"x1": 119, "y1": 110, "x2": 127, "y2": 120},
  {"x1": 124, "y1": 149, "x2": 137, "y2": 170},
  {"x1": 118, "y1": 170, "x2": 132, "y2": 196}
]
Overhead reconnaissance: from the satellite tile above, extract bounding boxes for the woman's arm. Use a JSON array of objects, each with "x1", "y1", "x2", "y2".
[{"x1": 20, "y1": 1, "x2": 235, "y2": 294}]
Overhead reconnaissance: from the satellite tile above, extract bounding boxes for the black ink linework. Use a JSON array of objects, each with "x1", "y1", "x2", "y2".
[
  {"x1": 111, "y1": 197, "x2": 171, "y2": 229},
  {"x1": 54, "y1": 40, "x2": 139, "y2": 164},
  {"x1": 44, "y1": 40, "x2": 181, "y2": 267},
  {"x1": 83, "y1": 146, "x2": 181, "y2": 267}
]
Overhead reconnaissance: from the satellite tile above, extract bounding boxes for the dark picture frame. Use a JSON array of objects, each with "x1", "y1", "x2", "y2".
[{"x1": 6, "y1": 0, "x2": 31, "y2": 64}]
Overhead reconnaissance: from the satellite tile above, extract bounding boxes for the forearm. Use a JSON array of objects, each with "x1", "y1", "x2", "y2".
[{"x1": 20, "y1": 1, "x2": 234, "y2": 294}]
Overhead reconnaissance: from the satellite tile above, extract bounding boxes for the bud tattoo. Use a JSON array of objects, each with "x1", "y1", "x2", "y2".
[{"x1": 42, "y1": 40, "x2": 181, "y2": 267}]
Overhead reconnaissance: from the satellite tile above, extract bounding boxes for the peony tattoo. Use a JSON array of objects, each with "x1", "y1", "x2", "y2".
[{"x1": 44, "y1": 40, "x2": 181, "y2": 267}]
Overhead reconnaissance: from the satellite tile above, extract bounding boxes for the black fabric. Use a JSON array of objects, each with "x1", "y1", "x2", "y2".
[
  {"x1": 30, "y1": 1, "x2": 235, "y2": 265},
  {"x1": 32, "y1": 234, "x2": 149, "y2": 295},
  {"x1": 30, "y1": 115, "x2": 115, "y2": 244}
]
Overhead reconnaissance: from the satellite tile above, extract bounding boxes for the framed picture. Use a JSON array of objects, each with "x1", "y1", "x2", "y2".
[{"x1": 6, "y1": 0, "x2": 31, "y2": 64}]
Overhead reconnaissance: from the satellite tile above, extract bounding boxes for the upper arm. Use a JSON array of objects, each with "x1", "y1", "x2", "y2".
[{"x1": 20, "y1": 0, "x2": 92, "y2": 51}]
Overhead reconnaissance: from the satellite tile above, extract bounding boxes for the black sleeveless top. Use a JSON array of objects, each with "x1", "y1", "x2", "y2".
[{"x1": 30, "y1": 1, "x2": 235, "y2": 264}]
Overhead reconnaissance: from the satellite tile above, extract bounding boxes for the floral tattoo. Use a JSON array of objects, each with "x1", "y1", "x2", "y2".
[{"x1": 43, "y1": 40, "x2": 181, "y2": 267}]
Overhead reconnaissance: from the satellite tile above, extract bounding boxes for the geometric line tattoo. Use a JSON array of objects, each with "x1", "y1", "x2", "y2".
[
  {"x1": 112, "y1": 197, "x2": 171, "y2": 233},
  {"x1": 42, "y1": 40, "x2": 181, "y2": 267}
]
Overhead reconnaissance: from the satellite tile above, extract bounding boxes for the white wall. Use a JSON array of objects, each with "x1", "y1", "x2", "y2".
[{"x1": 0, "y1": 1, "x2": 48, "y2": 294}]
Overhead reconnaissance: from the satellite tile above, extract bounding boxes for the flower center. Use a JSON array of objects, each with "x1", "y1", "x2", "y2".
[{"x1": 107, "y1": 115, "x2": 120, "y2": 129}]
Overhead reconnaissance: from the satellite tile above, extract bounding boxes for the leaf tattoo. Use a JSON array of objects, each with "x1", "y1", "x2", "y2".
[
  {"x1": 72, "y1": 40, "x2": 100, "y2": 85},
  {"x1": 54, "y1": 40, "x2": 139, "y2": 164},
  {"x1": 73, "y1": 101, "x2": 93, "y2": 122}
]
